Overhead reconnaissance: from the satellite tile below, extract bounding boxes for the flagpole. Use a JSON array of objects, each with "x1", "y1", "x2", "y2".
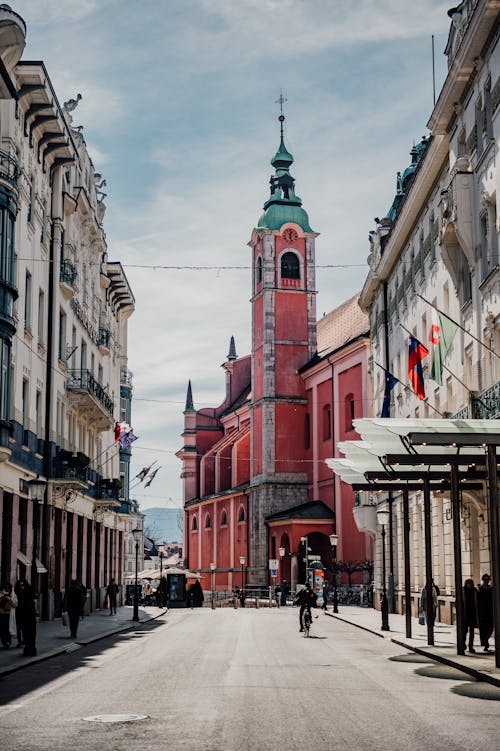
[
  {"x1": 416, "y1": 293, "x2": 500, "y2": 360},
  {"x1": 374, "y1": 361, "x2": 443, "y2": 416}
]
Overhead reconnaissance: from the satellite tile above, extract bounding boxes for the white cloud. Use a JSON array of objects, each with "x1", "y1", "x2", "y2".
[{"x1": 14, "y1": 0, "x2": 102, "y2": 24}]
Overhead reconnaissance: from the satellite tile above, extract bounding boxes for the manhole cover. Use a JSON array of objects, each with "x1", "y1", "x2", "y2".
[{"x1": 82, "y1": 714, "x2": 148, "y2": 724}]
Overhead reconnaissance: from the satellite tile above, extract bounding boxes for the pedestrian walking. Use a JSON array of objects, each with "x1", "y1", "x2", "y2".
[
  {"x1": 419, "y1": 579, "x2": 440, "y2": 624},
  {"x1": 78, "y1": 582, "x2": 87, "y2": 619},
  {"x1": 14, "y1": 580, "x2": 24, "y2": 646},
  {"x1": 462, "y1": 578, "x2": 479, "y2": 654},
  {"x1": 63, "y1": 580, "x2": 84, "y2": 639},
  {"x1": 477, "y1": 573, "x2": 493, "y2": 653},
  {"x1": 0, "y1": 583, "x2": 13, "y2": 648},
  {"x1": 280, "y1": 580, "x2": 289, "y2": 606},
  {"x1": 192, "y1": 579, "x2": 204, "y2": 608},
  {"x1": 322, "y1": 582, "x2": 328, "y2": 610},
  {"x1": 106, "y1": 578, "x2": 119, "y2": 615},
  {"x1": 17, "y1": 581, "x2": 37, "y2": 656}
]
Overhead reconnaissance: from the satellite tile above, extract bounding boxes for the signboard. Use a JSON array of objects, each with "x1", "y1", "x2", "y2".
[
  {"x1": 312, "y1": 568, "x2": 325, "y2": 605},
  {"x1": 269, "y1": 559, "x2": 279, "y2": 579}
]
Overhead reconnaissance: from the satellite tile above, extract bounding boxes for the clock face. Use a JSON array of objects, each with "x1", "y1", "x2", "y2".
[{"x1": 282, "y1": 228, "x2": 298, "y2": 244}]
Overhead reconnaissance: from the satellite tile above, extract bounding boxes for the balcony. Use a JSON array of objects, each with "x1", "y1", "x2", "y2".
[
  {"x1": 0, "y1": 148, "x2": 19, "y2": 189},
  {"x1": 472, "y1": 380, "x2": 500, "y2": 420},
  {"x1": 95, "y1": 478, "x2": 122, "y2": 503},
  {"x1": 59, "y1": 259, "x2": 77, "y2": 300},
  {"x1": 66, "y1": 369, "x2": 114, "y2": 429}
]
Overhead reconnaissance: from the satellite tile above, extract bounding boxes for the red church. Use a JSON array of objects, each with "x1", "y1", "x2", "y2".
[{"x1": 177, "y1": 116, "x2": 373, "y2": 591}]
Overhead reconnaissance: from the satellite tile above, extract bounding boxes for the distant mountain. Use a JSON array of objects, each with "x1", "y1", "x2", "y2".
[{"x1": 141, "y1": 507, "x2": 183, "y2": 543}]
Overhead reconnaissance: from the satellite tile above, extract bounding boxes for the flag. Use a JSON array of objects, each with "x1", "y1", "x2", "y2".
[
  {"x1": 135, "y1": 461, "x2": 156, "y2": 482},
  {"x1": 114, "y1": 421, "x2": 130, "y2": 443},
  {"x1": 381, "y1": 370, "x2": 398, "y2": 418},
  {"x1": 120, "y1": 431, "x2": 138, "y2": 448},
  {"x1": 144, "y1": 467, "x2": 160, "y2": 488},
  {"x1": 408, "y1": 335, "x2": 428, "y2": 400},
  {"x1": 430, "y1": 314, "x2": 458, "y2": 386}
]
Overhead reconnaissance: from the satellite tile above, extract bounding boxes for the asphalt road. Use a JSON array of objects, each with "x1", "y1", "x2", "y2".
[{"x1": 0, "y1": 607, "x2": 499, "y2": 751}]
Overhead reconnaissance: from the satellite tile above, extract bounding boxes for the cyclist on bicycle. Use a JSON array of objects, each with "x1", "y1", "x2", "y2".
[{"x1": 295, "y1": 584, "x2": 317, "y2": 632}]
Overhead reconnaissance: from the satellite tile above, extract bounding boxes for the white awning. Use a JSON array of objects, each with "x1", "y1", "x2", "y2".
[{"x1": 17, "y1": 551, "x2": 31, "y2": 566}]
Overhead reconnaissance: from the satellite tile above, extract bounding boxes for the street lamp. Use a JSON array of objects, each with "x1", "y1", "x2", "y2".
[
  {"x1": 239, "y1": 555, "x2": 245, "y2": 594},
  {"x1": 210, "y1": 562, "x2": 216, "y2": 610},
  {"x1": 24, "y1": 476, "x2": 47, "y2": 656},
  {"x1": 300, "y1": 536, "x2": 309, "y2": 586},
  {"x1": 132, "y1": 527, "x2": 142, "y2": 622},
  {"x1": 329, "y1": 533, "x2": 339, "y2": 614},
  {"x1": 377, "y1": 507, "x2": 390, "y2": 631},
  {"x1": 158, "y1": 551, "x2": 165, "y2": 607},
  {"x1": 279, "y1": 546, "x2": 285, "y2": 585}
]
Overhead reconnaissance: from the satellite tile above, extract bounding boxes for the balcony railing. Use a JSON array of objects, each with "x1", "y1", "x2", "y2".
[
  {"x1": 95, "y1": 479, "x2": 122, "y2": 501},
  {"x1": 472, "y1": 380, "x2": 500, "y2": 420},
  {"x1": 66, "y1": 369, "x2": 114, "y2": 417},
  {"x1": 60, "y1": 259, "x2": 77, "y2": 288},
  {"x1": 0, "y1": 148, "x2": 19, "y2": 188}
]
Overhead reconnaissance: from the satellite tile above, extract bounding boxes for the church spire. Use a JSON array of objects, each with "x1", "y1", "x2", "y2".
[
  {"x1": 257, "y1": 96, "x2": 312, "y2": 233},
  {"x1": 227, "y1": 335, "x2": 237, "y2": 361},
  {"x1": 184, "y1": 380, "x2": 194, "y2": 412}
]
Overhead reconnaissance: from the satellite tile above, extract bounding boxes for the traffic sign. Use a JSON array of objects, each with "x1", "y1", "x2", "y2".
[{"x1": 268, "y1": 559, "x2": 279, "y2": 570}]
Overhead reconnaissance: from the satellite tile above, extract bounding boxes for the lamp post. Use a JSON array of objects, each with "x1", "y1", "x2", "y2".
[
  {"x1": 329, "y1": 533, "x2": 339, "y2": 613},
  {"x1": 158, "y1": 551, "x2": 165, "y2": 607},
  {"x1": 239, "y1": 555, "x2": 245, "y2": 595},
  {"x1": 132, "y1": 527, "x2": 142, "y2": 622},
  {"x1": 24, "y1": 476, "x2": 47, "y2": 656},
  {"x1": 279, "y1": 546, "x2": 285, "y2": 585},
  {"x1": 377, "y1": 507, "x2": 390, "y2": 631},
  {"x1": 210, "y1": 562, "x2": 216, "y2": 610},
  {"x1": 300, "y1": 536, "x2": 309, "y2": 586}
]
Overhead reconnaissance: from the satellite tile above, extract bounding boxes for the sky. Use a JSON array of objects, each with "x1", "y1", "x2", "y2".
[{"x1": 14, "y1": 0, "x2": 452, "y2": 511}]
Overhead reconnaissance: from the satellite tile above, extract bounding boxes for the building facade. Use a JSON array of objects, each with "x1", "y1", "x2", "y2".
[
  {"x1": 358, "y1": 0, "x2": 500, "y2": 620},
  {"x1": 178, "y1": 119, "x2": 372, "y2": 590},
  {"x1": 0, "y1": 6, "x2": 138, "y2": 619}
]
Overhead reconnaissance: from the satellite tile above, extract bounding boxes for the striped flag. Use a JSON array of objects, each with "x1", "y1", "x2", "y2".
[{"x1": 408, "y1": 336, "x2": 428, "y2": 400}]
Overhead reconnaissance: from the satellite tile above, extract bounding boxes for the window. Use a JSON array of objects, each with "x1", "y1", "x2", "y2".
[
  {"x1": 24, "y1": 271, "x2": 32, "y2": 331},
  {"x1": 304, "y1": 413, "x2": 310, "y2": 449},
  {"x1": 221, "y1": 510, "x2": 228, "y2": 527},
  {"x1": 205, "y1": 514, "x2": 211, "y2": 529},
  {"x1": 256, "y1": 256, "x2": 262, "y2": 285},
  {"x1": 192, "y1": 516, "x2": 198, "y2": 531},
  {"x1": 0, "y1": 339, "x2": 11, "y2": 421},
  {"x1": 238, "y1": 506, "x2": 246, "y2": 522},
  {"x1": 345, "y1": 394, "x2": 355, "y2": 431},
  {"x1": 58, "y1": 309, "x2": 66, "y2": 360},
  {"x1": 37, "y1": 290, "x2": 44, "y2": 345},
  {"x1": 322, "y1": 405, "x2": 331, "y2": 441},
  {"x1": 35, "y1": 390, "x2": 42, "y2": 437},
  {"x1": 27, "y1": 178, "x2": 35, "y2": 224},
  {"x1": 22, "y1": 379, "x2": 29, "y2": 432},
  {"x1": 281, "y1": 252, "x2": 300, "y2": 279}
]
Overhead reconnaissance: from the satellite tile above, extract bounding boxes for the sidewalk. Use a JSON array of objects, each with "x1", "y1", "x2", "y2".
[
  {"x1": 324, "y1": 605, "x2": 500, "y2": 688},
  {"x1": 0, "y1": 604, "x2": 167, "y2": 677}
]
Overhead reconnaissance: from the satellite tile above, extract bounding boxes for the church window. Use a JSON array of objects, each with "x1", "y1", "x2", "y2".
[
  {"x1": 281, "y1": 251, "x2": 300, "y2": 279},
  {"x1": 256, "y1": 256, "x2": 263, "y2": 285},
  {"x1": 192, "y1": 516, "x2": 198, "y2": 531},
  {"x1": 322, "y1": 405, "x2": 331, "y2": 441},
  {"x1": 205, "y1": 513, "x2": 211, "y2": 529},
  {"x1": 238, "y1": 506, "x2": 246, "y2": 522},
  {"x1": 221, "y1": 509, "x2": 228, "y2": 527},
  {"x1": 304, "y1": 413, "x2": 310, "y2": 449},
  {"x1": 345, "y1": 394, "x2": 355, "y2": 432}
]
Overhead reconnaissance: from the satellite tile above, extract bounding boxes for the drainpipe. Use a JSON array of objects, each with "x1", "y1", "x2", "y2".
[
  {"x1": 382, "y1": 281, "x2": 396, "y2": 613},
  {"x1": 328, "y1": 355, "x2": 337, "y2": 578}
]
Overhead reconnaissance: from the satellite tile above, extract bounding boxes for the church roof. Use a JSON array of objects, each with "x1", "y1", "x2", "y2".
[{"x1": 265, "y1": 499, "x2": 334, "y2": 522}]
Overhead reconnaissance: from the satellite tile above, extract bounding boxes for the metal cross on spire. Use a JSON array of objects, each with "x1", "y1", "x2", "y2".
[{"x1": 276, "y1": 90, "x2": 287, "y2": 117}]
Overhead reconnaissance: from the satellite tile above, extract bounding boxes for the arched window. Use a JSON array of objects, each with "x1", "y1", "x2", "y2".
[
  {"x1": 281, "y1": 251, "x2": 300, "y2": 279},
  {"x1": 238, "y1": 506, "x2": 246, "y2": 522},
  {"x1": 322, "y1": 404, "x2": 331, "y2": 441},
  {"x1": 345, "y1": 394, "x2": 355, "y2": 432},
  {"x1": 205, "y1": 513, "x2": 211, "y2": 529},
  {"x1": 256, "y1": 256, "x2": 263, "y2": 284},
  {"x1": 192, "y1": 516, "x2": 198, "y2": 531},
  {"x1": 221, "y1": 509, "x2": 228, "y2": 527}
]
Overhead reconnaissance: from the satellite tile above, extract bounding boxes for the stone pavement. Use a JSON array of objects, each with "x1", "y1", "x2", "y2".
[
  {"x1": 0, "y1": 604, "x2": 167, "y2": 677},
  {"x1": 324, "y1": 604, "x2": 500, "y2": 688}
]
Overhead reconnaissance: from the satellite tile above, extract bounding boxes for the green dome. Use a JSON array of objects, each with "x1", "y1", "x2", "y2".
[
  {"x1": 258, "y1": 203, "x2": 312, "y2": 232},
  {"x1": 271, "y1": 136, "x2": 294, "y2": 170}
]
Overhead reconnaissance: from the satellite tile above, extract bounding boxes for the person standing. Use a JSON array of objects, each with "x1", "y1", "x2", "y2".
[
  {"x1": 63, "y1": 580, "x2": 84, "y2": 639},
  {"x1": 14, "y1": 580, "x2": 24, "y2": 646},
  {"x1": 18, "y1": 581, "x2": 37, "y2": 657},
  {"x1": 477, "y1": 573, "x2": 493, "y2": 653},
  {"x1": 462, "y1": 578, "x2": 479, "y2": 654},
  {"x1": 420, "y1": 580, "x2": 440, "y2": 624},
  {"x1": 0, "y1": 583, "x2": 13, "y2": 648},
  {"x1": 321, "y1": 582, "x2": 328, "y2": 611},
  {"x1": 106, "y1": 578, "x2": 119, "y2": 615},
  {"x1": 280, "y1": 580, "x2": 289, "y2": 607}
]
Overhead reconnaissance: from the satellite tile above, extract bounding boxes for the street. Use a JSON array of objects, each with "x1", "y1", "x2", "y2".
[{"x1": 0, "y1": 607, "x2": 498, "y2": 751}]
